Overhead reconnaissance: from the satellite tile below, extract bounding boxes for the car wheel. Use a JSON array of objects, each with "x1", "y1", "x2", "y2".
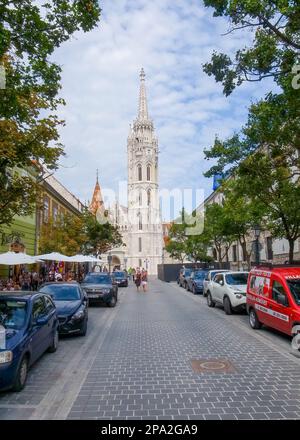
[
  {"x1": 249, "y1": 308, "x2": 262, "y2": 329},
  {"x1": 79, "y1": 317, "x2": 88, "y2": 336},
  {"x1": 13, "y1": 355, "x2": 29, "y2": 392},
  {"x1": 108, "y1": 296, "x2": 117, "y2": 307},
  {"x1": 48, "y1": 328, "x2": 59, "y2": 353},
  {"x1": 207, "y1": 292, "x2": 215, "y2": 308},
  {"x1": 192, "y1": 285, "x2": 197, "y2": 295},
  {"x1": 223, "y1": 297, "x2": 233, "y2": 315}
]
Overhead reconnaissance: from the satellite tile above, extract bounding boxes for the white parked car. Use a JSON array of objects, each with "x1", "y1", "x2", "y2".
[
  {"x1": 206, "y1": 271, "x2": 249, "y2": 314},
  {"x1": 203, "y1": 269, "x2": 230, "y2": 297}
]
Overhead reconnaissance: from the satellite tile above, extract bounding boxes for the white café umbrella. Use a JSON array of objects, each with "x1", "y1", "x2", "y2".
[
  {"x1": 0, "y1": 251, "x2": 41, "y2": 265},
  {"x1": 36, "y1": 252, "x2": 73, "y2": 262},
  {"x1": 68, "y1": 254, "x2": 103, "y2": 263}
]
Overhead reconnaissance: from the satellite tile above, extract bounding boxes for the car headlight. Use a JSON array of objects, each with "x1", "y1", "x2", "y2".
[
  {"x1": 71, "y1": 309, "x2": 85, "y2": 321},
  {"x1": 234, "y1": 292, "x2": 243, "y2": 298},
  {"x1": 0, "y1": 351, "x2": 13, "y2": 364}
]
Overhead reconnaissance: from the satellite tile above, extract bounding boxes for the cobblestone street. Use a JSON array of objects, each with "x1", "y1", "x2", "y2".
[{"x1": 1, "y1": 278, "x2": 300, "y2": 420}]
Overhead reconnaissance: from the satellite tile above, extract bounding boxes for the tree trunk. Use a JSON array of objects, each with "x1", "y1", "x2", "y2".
[
  {"x1": 240, "y1": 239, "x2": 251, "y2": 270},
  {"x1": 288, "y1": 239, "x2": 295, "y2": 264},
  {"x1": 217, "y1": 247, "x2": 222, "y2": 263}
]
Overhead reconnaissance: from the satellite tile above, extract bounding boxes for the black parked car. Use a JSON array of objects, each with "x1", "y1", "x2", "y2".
[
  {"x1": 178, "y1": 268, "x2": 192, "y2": 289},
  {"x1": 39, "y1": 282, "x2": 88, "y2": 336},
  {"x1": 112, "y1": 271, "x2": 128, "y2": 287},
  {"x1": 187, "y1": 270, "x2": 208, "y2": 294},
  {"x1": 81, "y1": 273, "x2": 118, "y2": 307}
]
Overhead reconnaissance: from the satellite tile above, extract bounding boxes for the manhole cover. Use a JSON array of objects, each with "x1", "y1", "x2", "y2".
[{"x1": 190, "y1": 358, "x2": 237, "y2": 373}]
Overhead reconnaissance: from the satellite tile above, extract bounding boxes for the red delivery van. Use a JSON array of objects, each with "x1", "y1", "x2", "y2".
[{"x1": 246, "y1": 265, "x2": 300, "y2": 351}]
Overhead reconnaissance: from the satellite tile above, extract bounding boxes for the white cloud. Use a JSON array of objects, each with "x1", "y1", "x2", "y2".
[{"x1": 52, "y1": 0, "x2": 275, "y2": 211}]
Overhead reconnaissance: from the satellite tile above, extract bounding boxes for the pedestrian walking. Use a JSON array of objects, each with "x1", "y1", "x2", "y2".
[
  {"x1": 32, "y1": 271, "x2": 39, "y2": 291},
  {"x1": 132, "y1": 267, "x2": 136, "y2": 282},
  {"x1": 141, "y1": 269, "x2": 148, "y2": 292},
  {"x1": 135, "y1": 269, "x2": 141, "y2": 291}
]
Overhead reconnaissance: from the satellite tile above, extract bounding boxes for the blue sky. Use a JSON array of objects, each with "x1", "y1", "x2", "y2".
[{"x1": 52, "y1": 0, "x2": 273, "y2": 216}]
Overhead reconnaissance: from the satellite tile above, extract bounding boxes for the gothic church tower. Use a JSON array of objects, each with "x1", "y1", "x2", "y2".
[{"x1": 126, "y1": 69, "x2": 163, "y2": 274}]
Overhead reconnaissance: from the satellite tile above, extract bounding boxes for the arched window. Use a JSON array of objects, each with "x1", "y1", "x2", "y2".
[
  {"x1": 147, "y1": 165, "x2": 151, "y2": 181},
  {"x1": 147, "y1": 189, "x2": 151, "y2": 206},
  {"x1": 138, "y1": 165, "x2": 142, "y2": 181},
  {"x1": 139, "y1": 190, "x2": 142, "y2": 206},
  {"x1": 138, "y1": 212, "x2": 142, "y2": 230}
]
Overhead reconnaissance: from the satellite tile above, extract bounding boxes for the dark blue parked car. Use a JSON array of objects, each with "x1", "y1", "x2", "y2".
[
  {"x1": 187, "y1": 270, "x2": 208, "y2": 294},
  {"x1": 0, "y1": 292, "x2": 58, "y2": 392},
  {"x1": 39, "y1": 282, "x2": 89, "y2": 336}
]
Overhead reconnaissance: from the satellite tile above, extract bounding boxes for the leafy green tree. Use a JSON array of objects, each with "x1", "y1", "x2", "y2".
[
  {"x1": 164, "y1": 222, "x2": 187, "y2": 263},
  {"x1": 204, "y1": 94, "x2": 300, "y2": 263},
  {"x1": 234, "y1": 151, "x2": 300, "y2": 263},
  {"x1": 204, "y1": 202, "x2": 235, "y2": 263},
  {"x1": 0, "y1": 1, "x2": 101, "y2": 230},
  {"x1": 203, "y1": 1, "x2": 300, "y2": 263},
  {"x1": 223, "y1": 180, "x2": 267, "y2": 268},
  {"x1": 82, "y1": 210, "x2": 124, "y2": 256},
  {"x1": 203, "y1": 0, "x2": 300, "y2": 95},
  {"x1": 165, "y1": 209, "x2": 212, "y2": 263},
  {"x1": 39, "y1": 213, "x2": 87, "y2": 255},
  {"x1": 185, "y1": 235, "x2": 213, "y2": 263}
]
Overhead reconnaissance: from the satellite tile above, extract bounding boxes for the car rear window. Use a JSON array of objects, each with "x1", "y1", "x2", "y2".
[
  {"x1": 83, "y1": 275, "x2": 111, "y2": 284},
  {"x1": 0, "y1": 299, "x2": 27, "y2": 329}
]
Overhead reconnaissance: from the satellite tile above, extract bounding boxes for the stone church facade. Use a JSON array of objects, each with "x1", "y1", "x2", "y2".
[{"x1": 90, "y1": 69, "x2": 163, "y2": 275}]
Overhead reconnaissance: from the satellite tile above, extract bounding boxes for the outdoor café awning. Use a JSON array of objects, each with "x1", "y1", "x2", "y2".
[
  {"x1": 0, "y1": 251, "x2": 41, "y2": 265},
  {"x1": 36, "y1": 252, "x2": 73, "y2": 262},
  {"x1": 68, "y1": 254, "x2": 103, "y2": 263}
]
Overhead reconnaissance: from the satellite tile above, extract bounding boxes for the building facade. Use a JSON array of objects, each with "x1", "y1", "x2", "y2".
[{"x1": 37, "y1": 170, "x2": 85, "y2": 250}]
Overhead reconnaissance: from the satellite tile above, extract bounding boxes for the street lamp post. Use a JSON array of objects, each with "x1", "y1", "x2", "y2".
[
  {"x1": 107, "y1": 252, "x2": 112, "y2": 274},
  {"x1": 254, "y1": 224, "x2": 261, "y2": 266}
]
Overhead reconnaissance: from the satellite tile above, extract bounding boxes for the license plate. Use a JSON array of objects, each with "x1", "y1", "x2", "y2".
[{"x1": 88, "y1": 294, "x2": 100, "y2": 298}]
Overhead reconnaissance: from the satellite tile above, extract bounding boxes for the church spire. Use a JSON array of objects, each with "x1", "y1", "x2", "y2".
[
  {"x1": 138, "y1": 68, "x2": 149, "y2": 120},
  {"x1": 89, "y1": 170, "x2": 105, "y2": 215}
]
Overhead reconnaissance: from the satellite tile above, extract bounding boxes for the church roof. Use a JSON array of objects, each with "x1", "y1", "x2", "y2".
[{"x1": 89, "y1": 170, "x2": 105, "y2": 215}]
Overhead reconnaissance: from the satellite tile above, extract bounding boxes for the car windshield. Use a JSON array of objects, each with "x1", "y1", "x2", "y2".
[
  {"x1": 287, "y1": 279, "x2": 300, "y2": 305},
  {"x1": 40, "y1": 285, "x2": 80, "y2": 301},
  {"x1": 113, "y1": 272, "x2": 125, "y2": 278},
  {"x1": 83, "y1": 275, "x2": 111, "y2": 284},
  {"x1": 194, "y1": 272, "x2": 207, "y2": 279},
  {"x1": 184, "y1": 269, "x2": 192, "y2": 275},
  {"x1": 225, "y1": 273, "x2": 248, "y2": 285},
  {"x1": 0, "y1": 299, "x2": 27, "y2": 330}
]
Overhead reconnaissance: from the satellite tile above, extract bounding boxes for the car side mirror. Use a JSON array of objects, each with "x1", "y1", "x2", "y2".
[
  {"x1": 219, "y1": 280, "x2": 224, "y2": 286},
  {"x1": 277, "y1": 293, "x2": 289, "y2": 307}
]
